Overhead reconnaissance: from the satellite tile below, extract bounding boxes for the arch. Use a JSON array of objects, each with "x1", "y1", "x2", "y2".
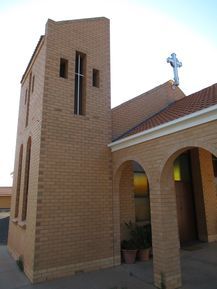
[
  {"x1": 159, "y1": 142, "x2": 217, "y2": 174},
  {"x1": 113, "y1": 156, "x2": 152, "y2": 183},
  {"x1": 22, "y1": 137, "x2": 32, "y2": 221},
  {"x1": 158, "y1": 144, "x2": 217, "y2": 287},
  {"x1": 114, "y1": 159, "x2": 151, "y2": 220},
  {"x1": 112, "y1": 159, "x2": 152, "y2": 264},
  {"x1": 161, "y1": 145, "x2": 217, "y2": 241},
  {"x1": 14, "y1": 144, "x2": 23, "y2": 218}
]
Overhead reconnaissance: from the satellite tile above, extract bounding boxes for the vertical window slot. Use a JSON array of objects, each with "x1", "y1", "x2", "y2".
[
  {"x1": 59, "y1": 58, "x2": 68, "y2": 78},
  {"x1": 74, "y1": 52, "x2": 86, "y2": 115},
  {"x1": 22, "y1": 137, "x2": 31, "y2": 221},
  {"x1": 92, "y1": 69, "x2": 99, "y2": 87},
  {"x1": 25, "y1": 73, "x2": 32, "y2": 127},
  {"x1": 32, "y1": 75, "x2": 35, "y2": 92},
  {"x1": 14, "y1": 145, "x2": 23, "y2": 218}
]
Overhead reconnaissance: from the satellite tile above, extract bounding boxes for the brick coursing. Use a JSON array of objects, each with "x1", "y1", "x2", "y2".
[
  {"x1": 112, "y1": 121, "x2": 217, "y2": 288},
  {"x1": 8, "y1": 17, "x2": 217, "y2": 289},
  {"x1": 9, "y1": 17, "x2": 114, "y2": 282}
]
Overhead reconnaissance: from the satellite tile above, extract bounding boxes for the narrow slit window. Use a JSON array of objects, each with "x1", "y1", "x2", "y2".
[
  {"x1": 14, "y1": 145, "x2": 23, "y2": 218},
  {"x1": 25, "y1": 89, "x2": 28, "y2": 104},
  {"x1": 22, "y1": 137, "x2": 31, "y2": 221},
  {"x1": 92, "y1": 69, "x2": 99, "y2": 87},
  {"x1": 74, "y1": 52, "x2": 86, "y2": 115},
  {"x1": 25, "y1": 73, "x2": 32, "y2": 127},
  {"x1": 59, "y1": 58, "x2": 68, "y2": 78},
  {"x1": 31, "y1": 75, "x2": 35, "y2": 92}
]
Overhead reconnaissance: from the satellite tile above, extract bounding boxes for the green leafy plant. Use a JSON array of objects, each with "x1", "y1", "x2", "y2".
[
  {"x1": 125, "y1": 221, "x2": 152, "y2": 249},
  {"x1": 16, "y1": 256, "x2": 24, "y2": 272},
  {"x1": 144, "y1": 223, "x2": 152, "y2": 246},
  {"x1": 121, "y1": 239, "x2": 137, "y2": 250}
]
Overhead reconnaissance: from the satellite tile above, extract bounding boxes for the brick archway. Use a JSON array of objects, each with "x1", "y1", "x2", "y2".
[
  {"x1": 111, "y1": 130, "x2": 217, "y2": 289},
  {"x1": 157, "y1": 145, "x2": 217, "y2": 288},
  {"x1": 112, "y1": 159, "x2": 152, "y2": 266}
]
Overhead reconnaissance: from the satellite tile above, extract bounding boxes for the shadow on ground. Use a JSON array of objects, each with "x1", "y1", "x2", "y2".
[{"x1": 0, "y1": 242, "x2": 217, "y2": 289}]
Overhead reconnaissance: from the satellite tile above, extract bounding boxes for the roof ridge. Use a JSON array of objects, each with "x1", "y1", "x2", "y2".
[
  {"x1": 113, "y1": 100, "x2": 176, "y2": 141},
  {"x1": 187, "y1": 83, "x2": 217, "y2": 97},
  {"x1": 112, "y1": 81, "x2": 173, "y2": 111},
  {"x1": 113, "y1": 82, "x2": 217, "y2": 141},
  {"x1": 158, "y1": 82, "x2": 217, "y2": 108},
  {"x1": 52, "y1": 17, "x2": 109, "y2": 24}
]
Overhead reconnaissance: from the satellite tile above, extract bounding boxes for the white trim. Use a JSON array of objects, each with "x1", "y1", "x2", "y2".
[{"x1": 108, "y1": 104, "x2": 217, "y2": 152}]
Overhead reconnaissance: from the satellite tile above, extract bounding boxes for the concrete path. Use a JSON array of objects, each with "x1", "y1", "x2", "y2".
[
  {"x1": 0, "y1": 242, "x2": 217, "y2": 289},
  {"x1": 181, "y1": 242, "x2": 217, "y2": 289}
]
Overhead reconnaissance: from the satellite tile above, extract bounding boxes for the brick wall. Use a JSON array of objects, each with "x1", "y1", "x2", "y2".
[
  {"x1": 198, "y1": 148, "x2": 217, "y2": 241},
  {"x1": 9, "y1": 17, "x2": 114, "y2": 283},
  {"x1": 112, "y1": 120, "x2": 217, "y2": 289},
  {"x1": 190, "y1": 149, "x2": 208, "y2": 241},
  {"x1": 32, "y1": 18, "x2": 113, "y2": 282},
  {"x1": 8, "y1": 16, "x2": 217, "y2": 289},
  {"x1": 119, "y1": 161, "x2": 135, "y2": 240},
  {"x1": 8, "y1": 37, "x2": 46, "y2": 280}
]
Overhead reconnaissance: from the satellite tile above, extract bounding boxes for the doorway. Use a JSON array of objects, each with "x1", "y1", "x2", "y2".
[{"x1": 174, "y1": 151, "x2": 198, "y2": 244}]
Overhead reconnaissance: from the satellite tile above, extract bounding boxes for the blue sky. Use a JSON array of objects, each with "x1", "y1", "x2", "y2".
[
  {"x1": 136, "y1": 0, "x2": 217, "y2": 43},
  {"x1": 142, "y1": 0, "x2": 216, "y2": 24},
  {"x1": 0, "y1": 0, "x2": 217, "y2": 185}
]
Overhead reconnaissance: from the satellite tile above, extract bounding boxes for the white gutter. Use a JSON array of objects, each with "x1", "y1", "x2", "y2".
[{"x1": 108, "y1": 104, "x2": 217, "y2": 152}]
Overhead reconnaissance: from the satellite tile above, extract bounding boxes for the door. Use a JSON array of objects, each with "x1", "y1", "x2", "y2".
[
  {"x1": 174, "y1": 152, "x2": 198, "y2": 244},
  {"x1": 175, "y1": 182, "x2": 197, "y2": 243}
]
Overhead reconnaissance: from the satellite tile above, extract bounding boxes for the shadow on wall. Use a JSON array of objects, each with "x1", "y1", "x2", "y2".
[{"x1": 0, "y1": 212, "x2": 10, "y2": 244}]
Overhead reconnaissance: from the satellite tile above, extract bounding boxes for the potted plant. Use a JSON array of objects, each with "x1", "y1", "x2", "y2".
[
  {"x1": 121, "y1": 239, "x2": 137, "y2": 264},
  {"x1": 125, "y1": 222, "x2": 152, "y2": 261},
  {"x1": 145, "y1": 223, "x2": 152, "y2": 257}
]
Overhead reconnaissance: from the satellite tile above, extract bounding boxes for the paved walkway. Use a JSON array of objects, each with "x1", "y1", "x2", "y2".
[{"x1": 0, "y1": 242, "x2": 217, "y2": 289}]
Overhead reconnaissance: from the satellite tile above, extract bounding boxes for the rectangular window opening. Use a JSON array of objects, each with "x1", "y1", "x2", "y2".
[
  {"x1": 74, "y1": 52, "x2": 86, "y2": 115},
  {"x1": 25, "y1": 73, "x2": 32, "y2": 127},
  {"x1": 32, "y1": 75, "x2": 35, "y2": 92},
  {"x1": 59, "y1": 58, "x2": 68, "y2": 78},
  {"x1": 92, "y1": 69, "x2": 99, "y2": 87},
  {"x1": 25, "y1": 89, "x2": 28, "y2": 104},
  {"x1": 22, "y1": 137, "x2": 31, "y2": 221},
  {"x1": 14, "y1": 145, "x2": 23, "y2": 218}
]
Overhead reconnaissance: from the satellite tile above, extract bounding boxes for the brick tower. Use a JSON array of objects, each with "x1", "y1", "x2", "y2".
[{"x1": 8, "y1": 17, "x2": 114, "y2": 282}]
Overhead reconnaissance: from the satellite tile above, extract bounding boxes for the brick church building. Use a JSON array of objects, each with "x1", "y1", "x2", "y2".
[{"x1": 8, "y1": 17, "x2": 217, "y2": 289}]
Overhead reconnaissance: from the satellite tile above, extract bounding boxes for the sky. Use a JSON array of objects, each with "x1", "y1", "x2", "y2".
[{"x1": 0, "y1": 0, "x2": 217, "y2": 186}]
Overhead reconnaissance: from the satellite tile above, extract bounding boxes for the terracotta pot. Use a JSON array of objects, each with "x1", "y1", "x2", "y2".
[
  {"x1": 122, "y1": 249, "x2": 137, "y2": 264},
  {"x1": 137, "y1": 248, "x2": 150, "y2": 261}
]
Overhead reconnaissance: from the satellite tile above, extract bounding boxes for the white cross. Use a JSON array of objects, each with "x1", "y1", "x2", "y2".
[{"x1": 167, "y1": 53, "x2": 182, "y2": 86}]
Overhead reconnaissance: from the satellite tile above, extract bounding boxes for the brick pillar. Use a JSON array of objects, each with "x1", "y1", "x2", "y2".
[
  {"x1": 112, "y1": 164, "x2": 122, "y2": 266},
  {"x1": 190, "y1": 149, "x2": 208, "y2": 241},
  {"x1": 151, "y1": 168, "x2": 182, "y2": 289},
  {"x1": 119, "y1": 162, "x2": 135, "y2": 240},
  {"x1": 112, "y1": 161, "x2": 135, "y2": 266},
  {"x1": 198, "y1": 148, "x2": 217, "y2": 242}
]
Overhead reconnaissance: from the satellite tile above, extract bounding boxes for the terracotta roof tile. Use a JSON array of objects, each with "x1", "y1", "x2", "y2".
[{"x1": 116, "y1": 83, "x2": 217, "y2": 140}]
